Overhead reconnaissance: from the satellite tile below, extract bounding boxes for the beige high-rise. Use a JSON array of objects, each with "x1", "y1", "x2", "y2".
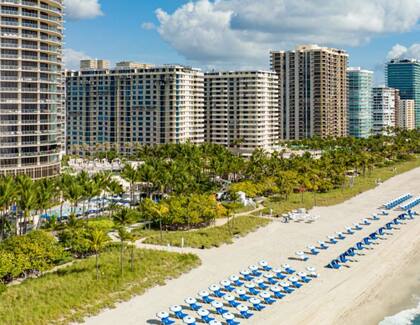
[
  {"x1": 0, "y1": 0, "x2": 64, "y2": 178},
  {"x1": 270, "y1": 45, "x2": 348, "y2": 140},
  {"x1": 397, "y1": 99, "x2": 415, "y2": 130},
  {"x1": 66, "y1": 63, "x2": 204, "y2": 156},
  {"x1": 205, "y1": 71, "x2": 279, "y2": 157}
]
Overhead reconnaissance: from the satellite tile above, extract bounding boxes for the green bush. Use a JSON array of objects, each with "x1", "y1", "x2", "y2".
[{"x1": 0, "y1": 231, "x2": 67, "y2": 283}]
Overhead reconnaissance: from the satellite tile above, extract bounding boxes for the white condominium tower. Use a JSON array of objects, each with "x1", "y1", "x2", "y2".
[
  {"x1": 271, "y1": 45, "x2": 348, "y2": 140},
  {"x1": 66, "y1": 62, "x2": 204, "y2": 156},
  {"x1": 372, "y1": 87, "x2": 399, "y2": 135},
  {"x1": 0, "y1": 0, "x2": 64, "y2": 178},
  {"x1": 205, "y1": 71, "x2": 279, "y2": 157}
]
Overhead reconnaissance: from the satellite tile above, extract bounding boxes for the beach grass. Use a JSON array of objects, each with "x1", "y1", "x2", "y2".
[
  {"x1": 260, "y1": 156, "x2": 420, "y2": 216},
  {"x1": 0, "y1": 248, "x2": 200, "y2": 325},
  {"x1": 141, "y1": 216, "x2": 271, "y2": 249}
]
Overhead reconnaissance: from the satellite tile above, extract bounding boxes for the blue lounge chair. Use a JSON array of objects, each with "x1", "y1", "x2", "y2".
[
  {"x1": 273, "y1": 269, "x2": 286, "y2": 280},
  {"x1": 182, "y1": 315, "x2": 197, "y2": 325},
  {"x1": 185, "y1": 298, "x2": 201, "y2": 311},
  {"x1": 336, "y1": 232, "x2": 345, "y2": 240},
  {"x1": 249, "y1": 297, "x2": 265, "y2": 311},
  {"x1": 223, "y1": 312, "x2": 240, "y2": 325},
  {"x1": 289, "y1": 277, "x2": 302, "y2": 288},
  {"x1": 229, "y1": 275, "x2": 244, "y2": 287},
  {"x1": 254, "y1": 279, "x2": 268, "y2": 290},
  {"x1": 259, "y1": 291, "x2": 276, "y2": 304},
  {"x1": 235, "y1": 289, "x2": 250, "y2": 302},
  {"x1": 298, "y1": 272, "x2": 311, "y2": 283},
  {"x1": 392, "y1": 218, "x2": 401, "y2": 225},
  {"x1": 236, "y1": 305, "x2": 253, "y2": 319},
  {"x1": 328, "y1": 260, "x2": 341, "y2": 269},
  {"x1": 318, "y1": 241, "x2": 329, "y2": 249},
  {"x1": 224, "y1": 294, "x2": 241, "y2": 308},
  {"x1": 355, "y1": 242, "x2": 364, "y2": 250},
  {"x1": 221, "y1": 280, "x2": 235, "y2": 292},
  {"x1": 308, "y1": 245, "x2": 320, "y2": 255},
  {"x1": 211, "y1": 301, "x2": 228, "y2": 315},
  {"x1": 345, "y1": 226, "x2": 355, "y2": 235},
  {"x1": 377, "y1": 227, "x2": 386, "y2": 236},
  {"x1": 346, "y1": 248, "x2": 356, "y2": 257},
  {"x1": 363, "y1": 237, "x2": 372, "y2": 245},
  {"x1": 170, "y1": 305, "x2": 188, "y2": 320},
  {"x1": 157, "y1": 312, "x2": 175, "y2": 325},
  {"x1": 259, "y1": 260, "x2": 272, "y2": 271},
  {"x1": 339, "y1": 254, "x2": 348, "y2": 263},
  {"x1": 282, "y1": 264, "x2": 296, "y2": 274},
  {"x1": 197, "y1": 309, "x2": 215, "y2": 324},
  {"x1": 328, "y1": 236, "x2": 338, "y2": 244}
]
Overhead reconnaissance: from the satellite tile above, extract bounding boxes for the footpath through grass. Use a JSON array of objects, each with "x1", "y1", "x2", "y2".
[
  {"x1": 0, "y1": 248, "x2": 200, "y2": 325},
  {"x1": 262, "y1": 157, "x2": 420, "y2": 216},
  {"x1": 141, "y1": 216, "x2": 270, "y2": 249}
]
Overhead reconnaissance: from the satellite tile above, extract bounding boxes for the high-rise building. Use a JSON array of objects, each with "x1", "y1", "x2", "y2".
[
  {"x1": 347, "y1": 68, "x2": 373, "y2": 138},
  {"x1": 66, "y1": 63, "x2": 204, "y2": 156},
  {"x1": 0, "y1": 0, "x2": 64, "y2": 178},
  {"x1": 80, "y1": 59, "x2": 110, "y2": 70},
  {"x1": 270, "y1": 45, "x2": 348, "y2": 140},
  {"x1": 204, "y1": 71, "x2": 279, "y2": 157},
  {"x1": 372, "y1": 87, "x2": 399, "y2": 135},
  {"x1": 397, "y1": 99, "x2": 415, "y2": 130},
  {"x1": 386, "y1": 59, "x2": 420, "y2": 127}
]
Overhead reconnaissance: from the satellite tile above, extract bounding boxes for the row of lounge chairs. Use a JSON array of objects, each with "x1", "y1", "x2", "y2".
[
  {"x1": 400, "y1": 197, "x2": 420, "y2": 211},
  {"x1": 383, "y1": 193, "x2": 412, "y2": 210},
  {"x1": 327, "y1": 211, "x2": 415, "y2": 269},
  {"x1": 293, "y1": 215, "x2": 387, "y2": 262},
  {"x1": 156, "y1": 261, "x2": 319, "y2": 325}
]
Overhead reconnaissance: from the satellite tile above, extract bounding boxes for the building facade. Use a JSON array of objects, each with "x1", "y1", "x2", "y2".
[
  {"x1": 397, "y1": 99, "x2": 415, "y2": 130},
  {"x1": 204, "y1": 71, "x2": 279, "y2": 156},
  {"x1": 270, "y1": 45, "x2": 348, "y2": 140},
  {"x1": 0, "y1": 0, "x2": 64, "y2": 178},
  {"x1": 80, "y1": 59, "x2": 110, "y2": 70},
  {"x1": 66, "y1": 63, "x2": 204, "y2": 156},
  {"x1": 372, "y1": 87, "x2": 399, "y2": 135},
  {"x1": 347, "y1": 68, "x2": 373, "y2": 138},
  {"x1": 386, "y1": 59, "x2": 420, "y2": 128}
]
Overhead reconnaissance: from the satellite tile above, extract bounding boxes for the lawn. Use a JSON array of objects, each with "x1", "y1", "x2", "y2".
[
  {"x1": 261, "y1": 156, "x2": 420, "y2": 216},
  {"x1": 0, "y1": 248, "x2": 200, "y2": 325},
  {"x1": 141, "y1": 216, "x2": 271, "y2": 249}
]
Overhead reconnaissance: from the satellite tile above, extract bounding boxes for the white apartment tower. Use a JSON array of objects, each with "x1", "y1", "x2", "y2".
[
  {"x1": 205, "y1": 71, "x2": 279, "y2": 156},
  {"x1": 66, "y1": 63, "x2": 204, "y2": 156},
  {"x1": 0, "y1": 0, "x2": 64, "y2": 178},
  {"x1": 372, "y1": 87, "x2": 399, "y2": 135}
]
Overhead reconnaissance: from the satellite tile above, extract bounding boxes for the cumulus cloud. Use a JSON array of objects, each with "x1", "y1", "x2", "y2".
[
  {"x1": 64, "y1": 0, "x2": 103, "y2": 20},
  {"x1": 63, "y1": 48, "x2": 91, "y2": 70},
  {"x1": 387, "y1": 43, "x2": 420, "y2": 60},
  {"x1": 155, "y1": 0, "x2": 420, "y2": 67}
]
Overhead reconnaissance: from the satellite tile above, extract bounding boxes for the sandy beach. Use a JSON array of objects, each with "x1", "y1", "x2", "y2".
[{"x1": 81, "y1": 167, "x2": 420, "y2": 325}]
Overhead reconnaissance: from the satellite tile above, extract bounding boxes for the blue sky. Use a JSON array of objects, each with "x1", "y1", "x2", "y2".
[{"x1": 64, "y1": 0, "x2": 420, "y2": 84}]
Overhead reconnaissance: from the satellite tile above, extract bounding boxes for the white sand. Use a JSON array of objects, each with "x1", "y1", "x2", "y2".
[{"x1": 81, "y1": 167, "x2": 420, "y2": 325}]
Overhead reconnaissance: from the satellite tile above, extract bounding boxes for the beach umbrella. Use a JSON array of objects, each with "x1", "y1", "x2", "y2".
[
  {"x1": 229, "y1": 275, "x2": 240, "y2": 282},
  {"x1": 245, "y1": 282, "x2": 256, "y2": 289},
  {"x1": 197, "y1": 309, "x2": 210, "y2": 317},
  {"x1": 270, "y1": 285, "x2": 281, "y2": 292},
  {"x1": 182, "y1": 315, "x2": 196, "y2": 324},
  {"x1": 220, "y1": 280, "x2": 232, "y2": 287},
  {"x1": 235, "y1": 288, "x2": 247, "y2": 295},
  {"x1": 259, "y1": 291, "x2": 272, "y2": 299},
  {"x1": 253, "y1": 278, "x2": 265, "y2": 285},
  {"x1": 209, "y1": 284, "x2": 220, "y2": 292},
  {"x1": 296, "y1": 251, "x2": 305, "y2": 256},
  {"x1": 157, "y1": 311, "x2": 170, "y2": 319},
  {"x1": 249, "y1": 297, "x2": 262, "y2": 305},
  {"x1": 222, "y1": 313, "x2": 236, "y2": 321},
  {"x1": 297, "y1": 272, "x2": 307, "y2": 278},
  {"x1": 259, "y1": 260, "x2": 269, "y2": 268},
  {"x1": 209, "y1": 321, "x2": 222, "y2": 325},
  {"x1": 170, "y1": 305, "x2": 183, "y2": 313},
  {"x1": 211, "y1": 301, "x2": 223, "y2": 308},
  {"x1": 249, "y1": 265, "x2": 259, "y2": 272},
  {"x1": 198, "y1": 290, "x2": 210, "y2": 297},
  {"x1": 185, "y1": 297, "x2": 197, "y2": 304},
  {"x1": 223, "y1": 294, "x2": 235, "y2": 301}
]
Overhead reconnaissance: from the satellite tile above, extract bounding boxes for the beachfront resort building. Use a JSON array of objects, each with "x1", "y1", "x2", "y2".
[
  {"x1": 372, "y1": 87, "x2": 399, "y2": 135},
  {"x1": 347, "y1": 68, "x2": 374, "y2": 138},
  {"x1": 396, "y1": 99, "x2": 416, "y2": 130},
  {"x1": 270, "y1": 45, "x2": 348, "y2": 140},
  {"x1": 66, "y1": 61, "x2": 205, "y2": 156},
  {"x1": 0, "y1": 0, "x2": 64, "y2": 178},
  {"x1": 204, "y1": 71, "x2": 279, "y2": 157},
  {"x1": 386, "y1": 59, "x2": 420, "y2": 128}
]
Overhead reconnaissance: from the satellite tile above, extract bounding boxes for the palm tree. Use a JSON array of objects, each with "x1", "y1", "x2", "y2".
[
  {"x1": 35, "y1": 178, "x2": 56, "y2": 228},
  {"x1": 121, "y1": 164, "x2": 138, "y2": 205},
  {"x1": 116, "y1": 227, "x2": 131, "y2": 276},
  {"x1": 87, "y1": 229, "x2": 108, "y2": 280},
  {"x1": 0, "y1": 176, "x2": 15, "y2": 240},
  {"x1": 15, "y1": 175, "x2": 37, "y2": 235},
  {"x1": 112, "y1": 208, "x2": 133, "y2": 226}
]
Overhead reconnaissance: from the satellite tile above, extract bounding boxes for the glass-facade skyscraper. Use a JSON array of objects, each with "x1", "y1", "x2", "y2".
[
  {"x1": 386, "y1": 59, "x2": 420, "y2": 128},
  {"x1": 347, "y1": 68, "x2": 373, "y2": 138}
]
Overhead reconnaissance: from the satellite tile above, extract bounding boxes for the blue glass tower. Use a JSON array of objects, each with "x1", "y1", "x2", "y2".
[
  {"x1": 386, "y1": 59, "x2": 420, "y2": 128},
  {"x1": 347, "y1": 68, "x2": 373, "y2": 138}
]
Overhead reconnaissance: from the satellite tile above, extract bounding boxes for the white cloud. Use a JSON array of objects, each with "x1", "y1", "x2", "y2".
[
  {"x1": 156, "y1": 0, "x2": 420, "y2": 68},
  {"x1": 387, "y1": 43, "x2": 420, "y2": 60},
  {"x1": 141, "y1": 22, "x2": 156, "y2": 30},
  {"x1": 63, "y1": 48, "x2": 91, "y2": 70},
  {"x1": 64, "y1": 0, "x2": 103, "y2": 20}
]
